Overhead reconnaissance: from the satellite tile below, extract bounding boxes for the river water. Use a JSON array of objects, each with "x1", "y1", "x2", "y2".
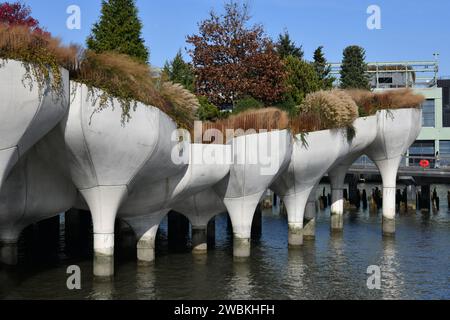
[{"x1": 1, "y1": 183, "x2": 449, "y2": 300}]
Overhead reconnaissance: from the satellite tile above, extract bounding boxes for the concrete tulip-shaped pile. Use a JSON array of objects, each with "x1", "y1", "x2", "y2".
[
  {"x1": 328, "y1": 109, "x2": 422, "y2": 235},
  {"x1": 0, "y1": 128, "x2": 77, "y2": 265},
  {"x1": 0, "y1": 60, "x2": 423, "y2": 275},
  {"x1": 271, "y1": 129, "x2": 349, "y2": 247},
  {"x1": 0, "y1": 60, "x2": 74, "y2": 265},
  {"x1": 122, "y1": 143, "x2": 231, "y2": 263},
  {"x1": 0, "y1": 60, "x2": 69, "y2": 190},
  {"x1": 63, "y1": 82, "x2": 185, "y2": 276},
  {"x1": 214, "y1": 130, "x2": 292, "y2": 257},
  {"x1": 365, "y1": 108, "x2": 422, "y2": 235},
  {"x1": 328, "y1": 115, "x2": 378, "y2": 231}
]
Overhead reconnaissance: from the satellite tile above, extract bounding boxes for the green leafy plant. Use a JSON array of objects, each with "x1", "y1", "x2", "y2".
[
  {"x1": 233, "y1": 96, "x2": 264, "y2": 114},
  {"x1": 196, "y1": 96, "x2": 220, "y2": 121}
]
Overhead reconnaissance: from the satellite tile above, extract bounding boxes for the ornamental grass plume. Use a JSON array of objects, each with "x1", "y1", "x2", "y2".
[
  {"x1": 346, "y1": 88, "x2": 425, "y2": 116},
  {"x1": 298, "y1": 89, "x2": 359, "y2": 130},
  {"x1": 159, "y1": 81, "x2": 199, "y2": 129}
]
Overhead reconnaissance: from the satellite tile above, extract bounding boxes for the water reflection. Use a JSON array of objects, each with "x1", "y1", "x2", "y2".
[
  {"x1": 228, "y1": 261, "x2": 253, "y2": 300},
  {"x1": 90, "y1": 278, "x2": 115, "y2": 300},
  {"x1": 285, "y1": 243, "x2": 316, "y2": 299},
  {"x1": 135, "y1": 264, "x2": 156, "y2": 299},
  {"x1": 380, "y1": 238, "x2": 405, "y2": 299}
]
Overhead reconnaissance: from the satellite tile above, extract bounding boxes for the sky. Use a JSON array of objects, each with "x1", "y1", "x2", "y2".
[{"x1": 24, "y1": 0, "x2": 450, "y2": 76}]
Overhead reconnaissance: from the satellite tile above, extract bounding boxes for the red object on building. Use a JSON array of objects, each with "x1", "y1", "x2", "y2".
[{"x1": 419, "y1": 159, "x2": 430, "y2": 168}]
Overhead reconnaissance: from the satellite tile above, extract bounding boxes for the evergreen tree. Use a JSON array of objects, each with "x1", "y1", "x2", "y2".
[
  {"x1": 163, "y1": 50, "x2": 195, "y2": 92},
  {"x1": 340, "y1": 45, "x2": 370, "y2": 90},
  {"x1": 87, "y1": 0, "x2": 149, "y2": 63},
  {"x1": 313, "y1": 46, "x2": 334, "y2": 89},
  {"x1": 275, "y1": 31, "x2": 303, "y2": 60},
  {"x1": 284, "y1": 55, "x2": 321, "y2": 105}
]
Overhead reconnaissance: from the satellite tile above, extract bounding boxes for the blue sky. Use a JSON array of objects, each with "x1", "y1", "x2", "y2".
[{"x1": 24, "y1": 0, "x2": 450, "y2": 75}]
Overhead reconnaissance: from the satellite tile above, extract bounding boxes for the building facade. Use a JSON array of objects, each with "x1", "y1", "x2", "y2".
[{"x1": 330, "y1": 60, "x2": 450, "y2": 167}]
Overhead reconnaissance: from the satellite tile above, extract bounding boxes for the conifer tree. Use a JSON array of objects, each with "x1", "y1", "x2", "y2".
[
  {"x1": 163, "y1": 50, "x2": 195, "y2": 92},
  {"x1": 340, "y1": 45, "x2": 370, "y2": 90},
  {"x1": 275, "y1": 30, "x2": 303, "y2": 60},
  {"x1": 313, "y1": 46, "x2": 334, "y2": 89},
  {"x1": 87, "y1": 0, "x2": 149, "y2": 63}
]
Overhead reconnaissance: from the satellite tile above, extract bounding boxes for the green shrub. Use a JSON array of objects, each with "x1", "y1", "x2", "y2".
[
  {"x1": 196, "y1": 96, "x2": 221, "y2": 121},
  {"x1": 233, "y1": 96, "x2": 264, "y2": 114}
]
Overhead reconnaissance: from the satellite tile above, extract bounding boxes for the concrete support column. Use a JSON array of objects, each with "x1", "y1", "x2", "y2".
[
  {"x1": 191, "y1": 226, "x2": 207, "y2": 254},
  {"x1": 124, "y1": 211, "x2": 168, "y2": 265},
  {"x1": 136, "y1": 225, "x2": 158, "y2": 263},
  {"x1": 303, "y1": 194, "x2": 316, "y2": 240},
  {"x1": 288, "y1": 223, "x2": 304, "y2": 247},
  {"x1": 0, "y1": 240, "x2": 18, "y2": 266},
  {"x1": 375, "y1": 156, "x2": 401, "y2": 237},
  {"x1": 223, "y1": 192, "x2": 264, "y2": 258},
  {"x1": 81, "y1": 185, "x2": 128, "y2": 278},
  {"x1": 233, "y1": 237, "x2": 251, "y2": 259},
  {"x1": 283, "y1": 188, "x2": 312, "y2": 248},
  {"x1": 329, "y1": 164, "x2": 349, "y2": 233},
  {"x1": 382, "y1": 187, "x2": 396, "y2": 236},
  {"x1": 93, "y1": 233, "x2": 115, "y2": 277},
  {"x1": 331, "y1": 188, "x2": 344, "y2": 232}
]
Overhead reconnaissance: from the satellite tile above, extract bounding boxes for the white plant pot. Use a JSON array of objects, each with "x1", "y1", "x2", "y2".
[
  {"x1": 271, "y1": 128, "x2": 348, "y2": 246},
  {"x1": 63, "y1": 82, "x2": 185, "y2": 275},
  {"x1": 0, "y1": 127, "x2": 76, "y2": 265},
  {"x1": 365, "y1": 108, "x2": 422, "y2": 235},
  {"x1": 0, "y1": 60, "x2": 69, "y2": 190},
  {"x1": 214, "y1": 130, "x2": 292, "y2": 257}
]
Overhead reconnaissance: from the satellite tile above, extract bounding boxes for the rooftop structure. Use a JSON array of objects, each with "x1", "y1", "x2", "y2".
[{"x1": 330, "y1": 60, "x2": 439, "y2": 89}]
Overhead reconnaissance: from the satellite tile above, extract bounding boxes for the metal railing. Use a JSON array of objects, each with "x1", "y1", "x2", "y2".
[
  {"x1": 354, "y1": 155, "x2": 450, "y2": 169},
  {"x1": 330, "y1": 60, "x2": 439, "y2": 89}
]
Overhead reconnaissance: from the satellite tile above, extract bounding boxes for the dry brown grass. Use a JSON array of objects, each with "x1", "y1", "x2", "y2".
[
  {"x1": 0, "y1": 24, "x2": 80, "y2": 96},
  {"x1": 159, "y1": 81, "x2": 199, "y2": 129},
  {"x1": 0, "y1": 24, "x2": 79, "y2": 67},
  {"x1": 197, "y1": 107, "x2": 290, "y2": 143},
  {"x1": 346, "y1": 88, "x2": 425, "y2": 116},
  {"x1": 0, "y1": 25, "x2": 198, "y2": 128},
  {"x1": 71, "y1": 51, "x2": 168, "y2": 121},
  {"x1": 71, "y1": 51, "x2": 199, "y2": 127}
]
